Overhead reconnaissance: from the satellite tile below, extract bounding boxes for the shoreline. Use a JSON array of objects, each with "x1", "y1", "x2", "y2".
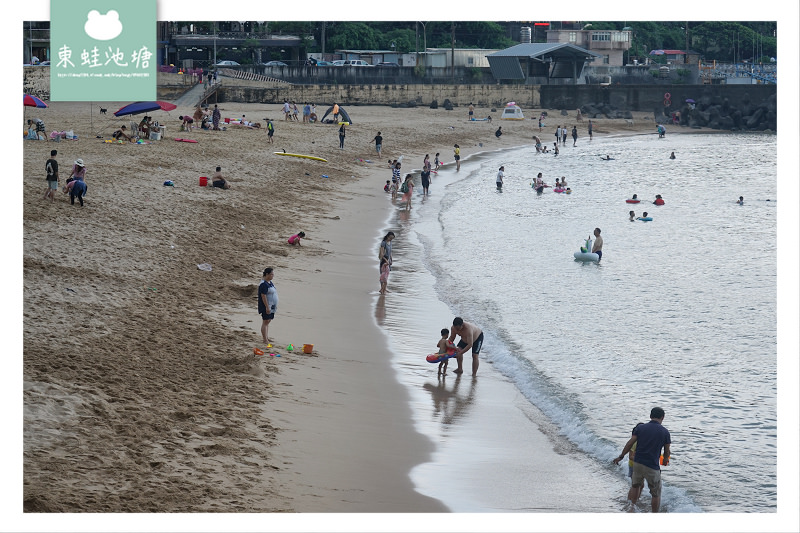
[{"x1": 18, "y1": 102, "x2": 746, "y2": 524}]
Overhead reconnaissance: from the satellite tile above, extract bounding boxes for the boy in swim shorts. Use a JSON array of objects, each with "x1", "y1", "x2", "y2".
[{"x1": 436, "y1": 328, "x2": 455, "y2": 376}]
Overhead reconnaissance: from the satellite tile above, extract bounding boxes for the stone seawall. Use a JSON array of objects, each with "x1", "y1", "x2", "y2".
[{"x1": 24, "y1": 66, "x2": 777, "y2": 131}]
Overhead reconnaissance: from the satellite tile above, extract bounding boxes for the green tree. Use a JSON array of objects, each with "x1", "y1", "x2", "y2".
[
  {"x1": 381, "y1": 29, "x2": 416, "y2": 53},
  {"x1": 326, "y1": 22, "x2": 381, "y2": 50}
]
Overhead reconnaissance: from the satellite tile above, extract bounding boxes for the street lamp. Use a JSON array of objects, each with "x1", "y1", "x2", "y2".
[{"x1": 418, "y1": 21, "x2": 428, "y2": 52}]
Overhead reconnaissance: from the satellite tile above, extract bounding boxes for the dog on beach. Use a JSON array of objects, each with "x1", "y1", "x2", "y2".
[{"x1": 99, "y1": 107, "x2": 107, "y2": 115}]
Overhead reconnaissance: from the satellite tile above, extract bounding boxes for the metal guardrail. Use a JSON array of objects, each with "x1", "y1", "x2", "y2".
[{"x1": 217, "y1": 68, "x2": 290, "y2": 85}]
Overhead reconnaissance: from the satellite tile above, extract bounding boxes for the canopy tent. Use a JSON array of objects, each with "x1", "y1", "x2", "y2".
[
  {"x1": 501, "y1": 104, "x2": 525, "y2": 120},
  {"x1": 320, "y1": 105, "x2": 353, "y2": 124}
]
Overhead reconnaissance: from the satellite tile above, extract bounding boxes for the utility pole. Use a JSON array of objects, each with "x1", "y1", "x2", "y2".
[
  {"x1": 684, "y1": 21, "x2": 689, "y2": 64},
  {"x1": 321, "y1": 22, "x2": 326, "y2": 57},
  {"x1": 451, "y1": 21, "x2": 455, "y2": 80}
]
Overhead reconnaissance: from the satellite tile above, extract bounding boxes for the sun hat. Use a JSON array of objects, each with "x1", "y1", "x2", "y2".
[{"x1": 74, "y1": 158, "x2": 84, "y2": 166}]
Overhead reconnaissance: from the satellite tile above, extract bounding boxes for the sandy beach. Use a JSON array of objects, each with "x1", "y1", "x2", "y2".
[{"x1": 19, "y1": 97, "x2": 710, "y2": 526}]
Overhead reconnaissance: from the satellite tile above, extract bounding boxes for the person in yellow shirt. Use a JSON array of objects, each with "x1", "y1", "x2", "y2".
[{"x1": 453, "y1": 144, "x2": 461, "y2": 171}]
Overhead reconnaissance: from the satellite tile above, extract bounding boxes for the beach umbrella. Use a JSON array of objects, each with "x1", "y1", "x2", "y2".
[
  {"x1": 113, "y1": 101, "x2": 162, "y2": 117},
  {"x1": 685, "y1": 98, "x2": 696, "y2": 103},
  {"x1": 113, "y1": 101, "x2": 176, "y2": 117},
  {"x1": 23, "y1": 94, "x2": 48, "y2": 108},
  {"x1": 155, "y1": 101, "x2": 177, "y2": 112}
]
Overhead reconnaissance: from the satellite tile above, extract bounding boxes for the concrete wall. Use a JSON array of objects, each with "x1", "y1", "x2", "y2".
[
  {"x1": 216, "y1": 83, "x2": 775, "y2": 116},
  {"x1": 539, "y1": 84, "x2": 776, "y2": 113},
  {"x1": 219, "y1": 83, "x2": 543, "y2": 109}
]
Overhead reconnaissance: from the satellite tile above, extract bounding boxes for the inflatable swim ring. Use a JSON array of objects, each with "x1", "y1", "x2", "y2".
[
  {"x1": 574, "y1": 251, "x2": 600, "y2": 262},
  {"x1": 626, "y1": 199, "x2": 640, "y2": 204},
  {"x1": 638, "y1": 217, "x2": 653, "y2": 221},
  {"x1": 553, "y1": 187, "x2": 565, "y2": 193}
]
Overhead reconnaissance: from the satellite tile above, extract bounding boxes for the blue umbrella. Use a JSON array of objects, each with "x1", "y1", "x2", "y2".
[{"x1": 114, "y1": 101, "x2": 162, "y2": 117}]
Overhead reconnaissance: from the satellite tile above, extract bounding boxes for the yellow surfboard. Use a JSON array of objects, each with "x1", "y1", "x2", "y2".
[{"x1": 273, "y1": 152, "x2": 328, "y2": 162}]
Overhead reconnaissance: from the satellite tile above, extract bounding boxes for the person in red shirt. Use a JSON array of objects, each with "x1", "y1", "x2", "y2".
[
  {"x1": 288, "y1": 232, "x2": 305, "y2": 246},
  {"x1": 653, "y1": 194, "x2": 665, "y2": 206}
]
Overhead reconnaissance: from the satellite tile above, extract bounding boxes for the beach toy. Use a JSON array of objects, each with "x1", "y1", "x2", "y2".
[
  {"x1": 286, "y1": 344, "x2": 294, "y2": 352},
  {"x1": 321, "y1": 175, "x2": 329, "y2": 178},
  {"x1": 267, "y1": 344, "x2": 272, "y2": 348},
  {"x1": 626, "y1": 199, "x2": 640, "y2": 203},
  {"x1": 660, "y1": 454, "x2": 670, "y2": 465},
  {"x1": 163, "y1": 180, "x2": 174, "y2": 187},
  {"x1": 574, "y1": 251, "x2": 600, "y2": 262},
  {"x1": 303, "y1": 344, "x2": 314, "y2": 354},
  {"x1": 253, "y1": 348, "x2": 264, "y2": 356},
  {"x1": 199, "y1": 176, "x2": 208, "y2": 186}
]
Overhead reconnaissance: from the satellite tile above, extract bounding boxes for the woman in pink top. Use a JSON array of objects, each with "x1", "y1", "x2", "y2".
[{"x1": 288, "y1": 231, "x2": 305, "y2": 245}]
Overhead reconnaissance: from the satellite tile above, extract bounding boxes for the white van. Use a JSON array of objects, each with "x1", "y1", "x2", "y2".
[{"x1": 342, "y1": 60, "x2": 372, "y2": 67}]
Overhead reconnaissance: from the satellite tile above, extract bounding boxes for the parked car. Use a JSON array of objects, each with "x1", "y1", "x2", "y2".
[
  {"x1": 263, "y1": 61, "x2": 288, "y2": 67},
  {"x1": 315, "y1": 60, "x2": 333, "y2": 66},
  {"x1": 214, "y1": 60, "x2": 240, "y2": 66},
  {"x1": 342, "y1": 59, "x2": 373, "y2": 67},
  {"x1": 330, "y1": 60, "x2": 346, "y2": 66},
  {"x1": 375, "y1": 62, "x2": 400, "y2": 68}
]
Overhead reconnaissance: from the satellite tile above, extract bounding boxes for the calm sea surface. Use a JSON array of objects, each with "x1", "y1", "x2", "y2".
[{"x1": 377, "y1": 132, "x2": 777, "y2": 512}]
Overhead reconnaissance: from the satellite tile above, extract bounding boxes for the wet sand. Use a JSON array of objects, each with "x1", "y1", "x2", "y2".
[{"x1": 17, "y1": 97, "x2": 713, "y2": 528}]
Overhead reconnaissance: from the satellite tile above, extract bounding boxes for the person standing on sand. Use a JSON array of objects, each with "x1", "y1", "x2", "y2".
[
  {"x1": 591, "y1": 228, "x2": 603, "y2": 262},
  {"x1": 378, "y1": 231, "x2": 395, "y2": 276},
  {"x1": 448, "y1": 317, "x2": 484, "y2": 376},
  {"x1": 266, "y1": 119, "x2": 274, "y2": 143},
  {"x1": 613, "y1": 407, "x2": 671, "y2": 512},
  {"x1": 338, "y1": 123, "x2": 346, "y2": 149},
  {"x1": 468, "y1": 102, "x2": 474, "y2": 119},
  {"x1": 212, "y1": 104, "x2": 221, "y2": 131},
  {"x1": 43, "y1": 149, "x2": 58, "y2": 202},
  {"x1": 373, "y1": 131, "x2": 383, "y2": 157},
  {"x1": 282, "y1": 99, "x2": 291, "y2": 121},
  {"x1": 588, "y1": 119, "x2": 593, "y2": 140},
  {"x1": 572, "y1": 125, "x2": 578, "y2": 146},
  {"x1": 258, "y1": 267, "x2": 278, "y2": 344},
  {"x1": 453, "y1": 144, "x2": 461, "y2": 171}
]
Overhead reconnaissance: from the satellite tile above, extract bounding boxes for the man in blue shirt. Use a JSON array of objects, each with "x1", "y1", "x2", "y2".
[{"x1": 613, "y1": 407, "x2": 672, "y2": 512}]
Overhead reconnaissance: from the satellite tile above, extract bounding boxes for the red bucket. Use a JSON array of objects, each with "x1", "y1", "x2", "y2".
[
  {"x1": 199, "y1": 176, "x2": 208, "y2": 186},
  {"x1": 224, "y1": 118, "x2": 230, "y2": 124}
]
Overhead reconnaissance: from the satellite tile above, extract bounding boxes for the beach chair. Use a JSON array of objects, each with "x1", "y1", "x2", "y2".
[{"x1": 129, "y1": 121, "x2": 141, "y2": 141}]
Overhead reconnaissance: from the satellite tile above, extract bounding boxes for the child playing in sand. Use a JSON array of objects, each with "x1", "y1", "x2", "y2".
[
  {"x1": 384, "y1": 180, "x2": 391, "y2": 192},
  {"x1": 436, "y1": 328, "x2": 455, "y2": 375},
  {"x1": 379, "y1": 257, "x2": 390, "y2": 294},
  {"x1": 287, "y1": 231, "x2": 305, "y2": 245}
]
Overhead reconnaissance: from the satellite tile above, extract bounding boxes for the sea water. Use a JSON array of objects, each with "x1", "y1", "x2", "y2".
[{"x1": 376, "y1": 133, "x2": 777, "y2": 513}]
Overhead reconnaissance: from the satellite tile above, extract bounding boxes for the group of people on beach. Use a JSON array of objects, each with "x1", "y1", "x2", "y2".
[
  {"x1": 41, "y1": 150, "x2": 88, "y2": 206},
  {"x1": 282, "y1": 99, "x2": 319, "y2": 123}
]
